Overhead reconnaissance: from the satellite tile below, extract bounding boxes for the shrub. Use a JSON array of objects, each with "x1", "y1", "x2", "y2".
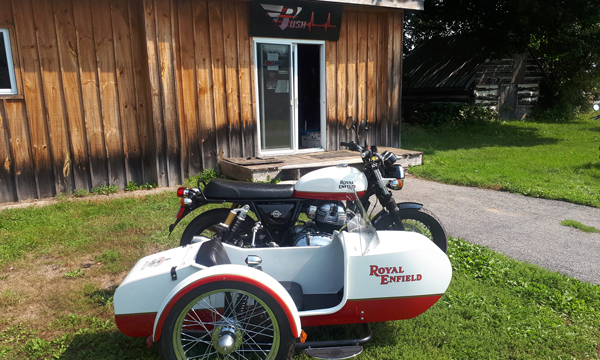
[
  {"x1": 403, "y1": 103, "x2": 500, "y2": 128},
  {"x1": 91, "y1": 184, "x2": 118, "y2": 195}
]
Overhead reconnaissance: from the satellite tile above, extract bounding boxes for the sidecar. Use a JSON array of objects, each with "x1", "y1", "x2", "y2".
[{"x1": 114, "y1": 193, "x2": 452, "y2": 360}]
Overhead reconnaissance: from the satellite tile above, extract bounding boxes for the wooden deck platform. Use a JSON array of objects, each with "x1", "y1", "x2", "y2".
[{"x1": 220, "y1": 147, "x2": 423, "y2": 182}]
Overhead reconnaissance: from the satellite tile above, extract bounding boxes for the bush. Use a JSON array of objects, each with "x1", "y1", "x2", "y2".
[{"x1": 403, "y1": 103, "x2": 500, "y2": 128}]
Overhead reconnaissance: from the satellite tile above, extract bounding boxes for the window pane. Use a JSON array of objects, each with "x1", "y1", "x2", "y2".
[{"x1": 0, "y1": 32, "x2": 11, "y2": 90}]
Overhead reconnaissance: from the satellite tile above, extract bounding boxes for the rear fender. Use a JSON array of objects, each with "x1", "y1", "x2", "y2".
[
  {"x1": 168, "y1": 202, "x2": 206, "y2": 234},
  {"x1": 371, "y1": 202, "x2": 423, "y2": 228},
  {"x1": 152, "y1": 264, "x2": 302, "y2": 341}
]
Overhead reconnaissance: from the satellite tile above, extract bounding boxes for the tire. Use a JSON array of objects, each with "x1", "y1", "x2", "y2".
[
  {"x1": 158, "y1": 281, "x2": 296, "y2": 360},
  {"x1": 374, "y1": 207, "x2": 448, "y2": 253},
  {"x1": 180, "y1": 208, "x2": 254, "y2": 247}
]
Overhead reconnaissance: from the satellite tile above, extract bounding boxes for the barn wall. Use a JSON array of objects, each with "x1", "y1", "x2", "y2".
[
  {"x1": 0, "y1": 0, "x2": 154, "y2": 203},
  {"x1": 0, "y1": 0, "x2": 404, "y2": 203}
]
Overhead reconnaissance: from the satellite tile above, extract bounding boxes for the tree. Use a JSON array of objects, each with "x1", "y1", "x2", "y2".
[{"x1": 405, "y1": 0, "x2": 600, "y2": 110}]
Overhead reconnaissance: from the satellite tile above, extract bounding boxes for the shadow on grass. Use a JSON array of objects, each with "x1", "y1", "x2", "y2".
[
  {"x1": 574, "y1": 162, "x2": 600, "y2": 179},
  {"x1": 402, "y1": 123, "x2": 559, "y2": 155},
  {"x1": 59, "y1": 331, "x2": 159, "y2": 360}
]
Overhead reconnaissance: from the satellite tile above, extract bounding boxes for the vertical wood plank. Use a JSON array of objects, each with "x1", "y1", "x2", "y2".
[
  {"x1": 367, "y1": 12, "x2": 377, "y2": 146},
  {"x1": 236, "y1": 2, "x2": 254, "y2": 158},
  {"x1": 128, "y1": 0, "x2": 156, "y2": 185},
  {"x1": 0, "y1": 101, "x2": 17, "y2": 202},
  {"x1": 0, "y1": 0, "x2": 14, "y2": 25},
  {"x1": 12, "y1": 0, "x2": 54, "y2": 197},
  {"x1": 391, "y1": 11, "x2": 402, "y2": 147},
  {"x1": 143, "y1": 0, "x2": 167, "y2": 187},
  {"x1": 155, "y1": 0, "x2": 181, "y2": 185},
  {"x1": 91, "y1": 0, "x2": 126, "y2": 188},
  {"x1": 54, "y1": 0, "x2": 91, "y2": 191},
  {"x1": 73, "y1": 0, "x2": 109, "y2": 188},
  {"x1": 208, "y1": 0, "x2": 229, "y2": 160},
  {"x1": 222, "y1": 0, "x2": 241, "y2": 158},
  {"x1": 171, "y1": 0, "x2": 186, "y2": 181},
  {"x1": 177, "y1": 0, "x2": 201, "y2": 178},
  {"x1": 34, "y1": 0, "x2": 73, "y2": 195},
  {"x1": 325, "y1": 40, "x2": 337, "y2": 151},
  {"x1": 4, "y1": 101, "x2": 36, "y2": 200},
  {"x1": 346, "y1": 12, "x2": 357, "y2": 129},
  {"x1": 336, "y1": 12, "x2": 348, "y2": 143},
  {"x1": 376, "y1": 13, "x2": 388, "y2": 146},
  {"x1": 386, "y1": 12, "x2": 394, "y2": 146},
  {"x1": 111, "y1": 0, "x2": 143, "y2": 185},
  {"x1": 193, "y1": 0, "x2": 217, "y2": 170},
  {"x1": 357, "y1": 12, "x2": 368, "y2": 129}
]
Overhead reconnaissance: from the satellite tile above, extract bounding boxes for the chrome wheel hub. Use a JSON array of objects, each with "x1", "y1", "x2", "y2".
[{"x1": 212, "y1": 325, "x2": 243, "y2": 355}]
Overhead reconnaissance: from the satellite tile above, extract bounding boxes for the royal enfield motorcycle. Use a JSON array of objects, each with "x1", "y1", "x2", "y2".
[
  {"x1": 115, "y1": 191, "x2": 452, "y2": 360},
  {"x1": 169, "y1": 118, "x2": 447, "y2": 252}
]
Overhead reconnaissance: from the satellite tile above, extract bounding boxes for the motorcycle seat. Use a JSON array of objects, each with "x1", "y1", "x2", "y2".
[
  {"x1": 195, "y1": 240, "x2": 231, "y2": 267},
  {"x1": 203, "y1": 178, "x2": 294, "y2": 200}
]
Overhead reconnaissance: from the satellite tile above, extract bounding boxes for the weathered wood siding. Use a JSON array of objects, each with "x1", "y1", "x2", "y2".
[
  {"x1": 0, "y1": 0, "x2": 153, "y2": 203},
  {"x1": 0, "y1": 0, "x2": 404, "y2": 203}
]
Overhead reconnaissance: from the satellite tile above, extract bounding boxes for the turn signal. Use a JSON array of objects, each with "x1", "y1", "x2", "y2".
[
  {"x1": 180, "y1": 198, "x2": 192, "y2": 206},
  {"x1": 300, "y1": 330, "x2": 307, "y2": 343},
  {"x1": 176, "y1": 187, "x2": 188, "y2": 198}
]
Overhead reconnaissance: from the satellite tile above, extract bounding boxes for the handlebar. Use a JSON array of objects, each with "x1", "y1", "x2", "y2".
[{"x1": 340, "y1": 141, "x2": 361, "y2": 152}]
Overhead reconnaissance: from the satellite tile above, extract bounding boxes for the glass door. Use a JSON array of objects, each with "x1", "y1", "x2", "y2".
[{"x1": 257, "y1": 42, "x2": 294, "y2": 151}]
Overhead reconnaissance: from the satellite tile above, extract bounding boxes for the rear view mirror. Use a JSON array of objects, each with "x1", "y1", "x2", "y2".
[
  {"x1": 345, "y1": 116, "x2": 354, "y2": 130},
  {"x1": 359, "y1": 119, "x2": 367, "y2": 132}
]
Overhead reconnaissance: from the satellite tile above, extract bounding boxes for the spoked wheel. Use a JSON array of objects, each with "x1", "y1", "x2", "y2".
[
  {"x1": 159, "y1": 281, "x2": 296, "y2": 360},
  {"x1": 374, "y1": 207, "x2": 448, "y2": 253},
  {"x1": 180, "y1": 208, "x2": 253, "y2": 247}
]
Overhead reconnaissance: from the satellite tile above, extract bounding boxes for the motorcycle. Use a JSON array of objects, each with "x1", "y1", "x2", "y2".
[
  {"x1": 114, "y1": 190, "x2": 452, "y2": 359},
  {"x1": 169, "y1": 117, "x2": 447, "y2": 252}
]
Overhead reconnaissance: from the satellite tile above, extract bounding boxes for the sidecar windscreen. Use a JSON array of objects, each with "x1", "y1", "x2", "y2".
[{"x1": 342, "y1": 191, "x2": 379, "y2": 255}]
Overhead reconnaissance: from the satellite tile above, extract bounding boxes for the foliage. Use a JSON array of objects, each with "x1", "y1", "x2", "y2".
[
  {"x1": 65, "y1": 269, "x2": 84, "y2": 279},
  {"x1": 139, "y1": 183, "x2": 158, "y2": 190},
  {"x1": 73, "y1": 189, "x2": 90, "y2": 198},
  {"x1": 185, "y1": 169, "x2": 219, "y2": 188},
  {"x1": 405, "y1": 0, "x2": 600, "y2": 110},
  {"x1": 125, "y1": 181, "x2": 139, "y2": 192},
  {"x1": 561, "y1": 219, "x2": 600, "y2": 233},
  {"x1": 404, "y1": 103, "x2": 500, "y2": 128},
  {"x1": 91, "y1": 184, "x2": 118, "y2": 196},
  {"x1": 404, "y1": 111, "x2": 600, "y2": 207}
]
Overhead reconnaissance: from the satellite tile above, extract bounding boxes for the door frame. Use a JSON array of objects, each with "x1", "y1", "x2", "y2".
[{"x1": 253, "y1": 37, "x2": 327, "y2": 156}]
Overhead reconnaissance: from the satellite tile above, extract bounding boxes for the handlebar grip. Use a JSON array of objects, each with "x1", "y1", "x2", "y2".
[{"x1": 340, "y1": 142, "x2": 352, "y2": 147}]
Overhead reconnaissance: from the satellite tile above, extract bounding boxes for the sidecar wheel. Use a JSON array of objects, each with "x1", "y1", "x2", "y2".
[
  {"x1": 374, "y1": 208, "x2": 448, "y2": 253},
  {"x1": 159, "y1": 281, "x2": 296, "y2": 360},
  {"x1": 180, "y1": 208, "x2": 253, "y2": 247}
]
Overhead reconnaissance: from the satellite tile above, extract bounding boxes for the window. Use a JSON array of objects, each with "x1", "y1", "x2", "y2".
[{"x1": 0, "y1": 28, "x2": 17, "y2": 95}]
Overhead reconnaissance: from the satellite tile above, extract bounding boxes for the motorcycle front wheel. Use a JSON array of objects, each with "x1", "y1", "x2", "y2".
[
  {"x1": 373, "y1": 207, "x2": 448, "y2": 253},
  {"x1": 180, "y1": 208, "x2": 254, "y2": 247}
]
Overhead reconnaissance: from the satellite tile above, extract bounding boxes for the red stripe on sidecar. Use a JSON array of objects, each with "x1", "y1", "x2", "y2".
[
  {"x1": 154, "y1": 275, "x2": 300, "y2": 341},
  {"x1": 300, "y1": 294, "x2": 443, "y2": 327},
  {"x1": 293, "y1": 191, "x2": 366, "y2": 201},
  {"x1": 115, "y1": 312, "x2": 157, "y2": 338}
]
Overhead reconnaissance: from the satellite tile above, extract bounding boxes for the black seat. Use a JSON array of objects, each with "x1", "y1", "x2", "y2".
[
  {"x1": 196, "y1": 240, "x2": 231, "y2": 267},
  {"x1": 203, "y1": 178, "x2": 294, "y2": 200},
  {"x1": 279, "y1": 281, "x2": 304, "y2": 311}
]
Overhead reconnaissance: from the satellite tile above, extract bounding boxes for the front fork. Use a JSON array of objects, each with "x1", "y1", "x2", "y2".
[{"x1": 373, "y1": 167, "x2": 406, "y2": 231}]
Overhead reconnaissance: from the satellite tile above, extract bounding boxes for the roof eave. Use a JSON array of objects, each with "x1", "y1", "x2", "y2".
[{"x1": 313, "y1": 0, "x2": 423, "y2": 10}]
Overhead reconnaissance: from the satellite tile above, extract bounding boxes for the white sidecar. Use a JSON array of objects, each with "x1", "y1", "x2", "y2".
[{"x1": 114, "y1": 194, "x2": 452, "y2": 360}]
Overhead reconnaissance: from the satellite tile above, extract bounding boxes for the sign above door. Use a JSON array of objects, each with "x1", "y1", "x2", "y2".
[{"x1": 250, "y1": 0, "x2": 343, "y2": 41}]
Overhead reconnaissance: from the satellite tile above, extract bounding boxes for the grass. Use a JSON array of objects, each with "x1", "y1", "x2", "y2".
[
  {"x1": 561, "y1": 219, "x2": 600, "y2": 233},
  {"x1": 402, "y1": 112, "x2": 600, "y2": 207},
  {"x1": 0, "y1": 194, "x2": 599, "y2": 359}
]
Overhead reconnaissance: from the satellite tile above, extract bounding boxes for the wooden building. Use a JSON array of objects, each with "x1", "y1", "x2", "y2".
[
  {"x1": 0, "y1": 0, "x2": 421, "y2": 204},
  {"x1": 403, "y1": 34, "x2": 548, "y2": 119}
]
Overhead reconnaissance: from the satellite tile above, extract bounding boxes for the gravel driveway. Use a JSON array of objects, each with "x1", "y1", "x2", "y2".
[{"x1": 393, "y1": 175, "x2": 600, "y2": 285}]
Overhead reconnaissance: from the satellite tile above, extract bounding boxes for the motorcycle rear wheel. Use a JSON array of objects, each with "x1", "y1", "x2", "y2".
[
  {"x1": 180, "y1": 208, "x2": 254, "y2": 247},
  {"x1": 374, "y1": 207, "x2": 448, "y2": 253}
]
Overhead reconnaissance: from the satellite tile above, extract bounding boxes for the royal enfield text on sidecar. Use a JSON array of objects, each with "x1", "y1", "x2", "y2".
[
  {"x1": 114, "y1": 191, "x2": 452, "y2": 360},
  {"x1": 170, "y1": 117, "x2": 447, "y2": 253}
]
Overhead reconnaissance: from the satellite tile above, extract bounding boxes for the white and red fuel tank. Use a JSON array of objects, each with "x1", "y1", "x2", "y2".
[{"x1": 294, "y1": 164, "x2": 368, "y2": 200}]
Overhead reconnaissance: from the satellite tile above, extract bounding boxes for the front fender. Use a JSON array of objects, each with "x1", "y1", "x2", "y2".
[
  {"x1": 152, "y1": 264, "x2": 302, "y2": 341},
  {"x1": 371, "y1": 202, "x2": 423, "y2": 229}
]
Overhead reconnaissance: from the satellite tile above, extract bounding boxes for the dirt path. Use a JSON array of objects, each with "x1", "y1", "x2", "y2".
[{"x1": 394, "y1": 175, "x2": 600, "y2": 285}]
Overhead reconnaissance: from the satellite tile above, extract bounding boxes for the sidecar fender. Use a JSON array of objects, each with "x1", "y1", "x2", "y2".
[{"x1": 152, "y1": 264, "x2": 302, "y2": 341}]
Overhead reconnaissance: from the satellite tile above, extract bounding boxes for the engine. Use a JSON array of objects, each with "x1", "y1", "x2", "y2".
[{"x1": 292, "y1": 201, "x2": 346, "y2": 246}]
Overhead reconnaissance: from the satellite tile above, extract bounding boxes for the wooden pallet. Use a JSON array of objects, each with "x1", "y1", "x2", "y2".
[{"x1": 220, "y1": 147, "x2": 423, "y2": 182}]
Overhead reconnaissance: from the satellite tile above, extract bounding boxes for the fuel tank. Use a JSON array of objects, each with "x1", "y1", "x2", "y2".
[{"x1": 294, "y1": 165, "x2": 368, "y2": 200}]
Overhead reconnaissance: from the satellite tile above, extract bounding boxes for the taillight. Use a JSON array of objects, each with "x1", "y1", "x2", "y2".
[{"x1": 176, "y1": 187, "x2": 188, "y2": 197}]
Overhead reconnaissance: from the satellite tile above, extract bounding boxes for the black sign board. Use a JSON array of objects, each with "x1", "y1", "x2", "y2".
[{"x1": 250, "y1": 0, "x2": 343, "y2": 41}]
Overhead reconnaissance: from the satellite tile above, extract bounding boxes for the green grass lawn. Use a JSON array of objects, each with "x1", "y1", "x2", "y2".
[
  {"x1": 1, "y1": 195, "x2": 600, "y2": 359},
  {"x1": 403, "y1": 113, "x2": 600, "y2": 207}
]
